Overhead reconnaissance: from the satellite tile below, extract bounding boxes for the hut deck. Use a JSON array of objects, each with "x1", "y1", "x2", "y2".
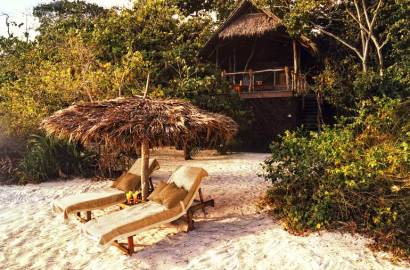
[{"x1": 239, "y1": 90, "x2": 293, "y2": 99}]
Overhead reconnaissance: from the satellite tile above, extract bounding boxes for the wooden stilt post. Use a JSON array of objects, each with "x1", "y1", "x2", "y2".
[
  {"x1": 248, "y1": 69, "x2": 253, "y2": 92},
  {"x1": 273, "y1": 71, "x2": 276, "y2": 89},
  {"x1": 293, "y1": 40, "x2": 299, "y2": 75},
  {"x1": 141, "y1": 140, "x2": 149, "y2": 202},
  {"x1": 233, "y1": 48, "x2": 236, "y2": 84},
  {"x1": 293, "y1": 40, "x2": 301, "y2": 92},
  {"x1": 216, "y1": 46, "x2": 219, "y2": 66}
]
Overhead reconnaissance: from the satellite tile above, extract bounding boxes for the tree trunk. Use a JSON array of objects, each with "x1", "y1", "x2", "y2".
[
  {"x1": 362, "y1": 59, "x2": 368, "y2": 73},
  {"x1": 376, "y1": 48, "x2": 384, "y2": 76},
  {"x1": 140, "y1": 140, "x2": 149, "y2": 201}
]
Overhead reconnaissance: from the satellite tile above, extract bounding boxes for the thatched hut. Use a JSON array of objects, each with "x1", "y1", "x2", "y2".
[
  {"x1": 200, "y1": 0, "x2": 322, "y2": 150},
  {"x1": 218, "y1": 12, "x2": 282, "y2": 39},
  {"x1": 41, "y1": 96, "x2": 238, "y2": 199},
  {"x1": 200, "y1": 0, "x2": 317, "y2": 98}
]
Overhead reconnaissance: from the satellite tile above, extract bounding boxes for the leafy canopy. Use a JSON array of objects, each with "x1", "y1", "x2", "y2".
[{"x1": 0, "y1": 0, "x2": 247, "y2": 139}]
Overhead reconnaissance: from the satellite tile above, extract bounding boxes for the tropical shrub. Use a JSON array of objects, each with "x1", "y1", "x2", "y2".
[
  {"x1": 17, "y1": 134, "x2": 98, "y2": 184},
  {"x1": 262, "y1": 97, "x2": 410, "y2": 256},
  {"x1": 0, "y1": 156, "x2": 19, "y2": 184},
  {"x1": 352, "y1": 71, "x2": 410, "y2": 101}
]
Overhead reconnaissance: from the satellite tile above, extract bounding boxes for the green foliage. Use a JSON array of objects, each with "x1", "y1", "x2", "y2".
[
  {"x1": 0, "y1": 0, "x2": 249, "y2": 140},
  {"x1": 263, "y1": 0, "x2": 410, "y2": 112},
  {"x1": 262, "y1": 97, "x2": 410, "y2": 256},
  {"x1": 175, "y1": 0, "x2": 214, "y2": 15},
  {"x1": 314, "y1": 61, "x2": 410, "y2": 112},
  {"x1": 353, "y1": 70, "x2": 410, "y2": 99},
  {"x1": 17, "y1": 135, "x2": 98, "y2": 184},
  {"x1": 0, "y1": 37, "x2": 34, "y2": 84},
  {"x1": 0, "y1": 34, "x2": 147, "y2": 137},
  {"x1": 33, "y1": 0, "x2": 107, "y2": 37},
  {"x1": 174, "y1": 0, "x2": 236, "y2": 19}
]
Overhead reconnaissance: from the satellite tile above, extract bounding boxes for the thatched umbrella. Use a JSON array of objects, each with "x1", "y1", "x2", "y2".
[{"x1": 41, "y1": 96, "x2": 239, "y2": 200}]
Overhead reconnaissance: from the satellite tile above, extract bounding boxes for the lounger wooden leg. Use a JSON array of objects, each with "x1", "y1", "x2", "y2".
[
  {"x1": 86, "y1": 211, "x2": 91, "y2": 221},
  {"x1": 198, "y1": 189, "x2": 207, "y2": 217},
  {"x1": 127, "y1": 236, "x2": 134, "y2": 255},
  {"x1": 113, "y1": 240, "x2": 129, "y2": 256},
  {"x1": 148, "y1": 177, "x2": 154, "y2": 193},
  {"x1": 186, "y1": 210, "x2": 195, "y2": 231},
  {"x1": 75, "y1": 211, "x2": 92, "y2": 223},
  {"x1": 113, "y1": 237, "x2": 134, "y2": 256}
]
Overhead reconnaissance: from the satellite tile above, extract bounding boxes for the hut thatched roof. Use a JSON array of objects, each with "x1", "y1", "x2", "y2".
[
  {"x1": 41, "y1": 96, "x2": 239, "y2": 151},
  {"x1": 200, "y1": 0, "x2": 318, "y2": 57},
  {"x1": 218, "y1": 13, "x2": 281, "y2": 39}
]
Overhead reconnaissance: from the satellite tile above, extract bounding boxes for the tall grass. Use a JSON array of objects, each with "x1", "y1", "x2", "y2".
[{"x1": 18, "y1": 134, "x2": 98, "y2": 184}]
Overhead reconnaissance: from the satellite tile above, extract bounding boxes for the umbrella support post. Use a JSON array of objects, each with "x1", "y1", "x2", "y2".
[
  {"x1": 140, "y1": 141, "x2": 150, "y2": 201},
  {"x1": 183, "y1": 142, "x2": 192, "y2": 160}
]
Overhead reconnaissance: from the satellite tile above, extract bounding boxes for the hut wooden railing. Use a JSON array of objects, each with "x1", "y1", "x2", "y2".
[
  {"x1": 221, "y1": 66, "x2": 307, "y2": 95},
  {"x1": 291, "y1": 71, "x2": 308, "y2": 95}
]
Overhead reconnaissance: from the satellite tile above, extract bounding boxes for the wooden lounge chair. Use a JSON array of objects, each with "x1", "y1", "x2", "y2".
[
  {"x1": 82, "y1": 166, "x2": 214, "y2": 255},
  {"x1": 52, "y1": 158, "x2": 160, "y2": 222}
]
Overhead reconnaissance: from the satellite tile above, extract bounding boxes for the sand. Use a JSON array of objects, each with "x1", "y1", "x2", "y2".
[{"x1": 0, "y1": 151, "x2": 408, "y2": 270}]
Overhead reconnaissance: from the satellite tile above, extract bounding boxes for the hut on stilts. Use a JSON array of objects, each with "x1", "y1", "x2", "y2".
[{"x1": 200, "y1": 0, "x2": 322, "y2": 150}]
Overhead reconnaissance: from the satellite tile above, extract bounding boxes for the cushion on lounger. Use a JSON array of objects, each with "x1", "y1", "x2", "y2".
[
  {"x1": 179, "y1": 167, "x2": 208, "y2": 208},
  {"x1": 147, "y1": 181, "x2": 168, "y2": 202},
  {"x1": 160, "y1": 183, "x2": 188, "y2": 208},
  {"x1": 112, "y1": 172, "x2": 141, "y2": 192},
  {"x1": 170, "y1": 166, "x2": 207, "y2": 191},
  {"x1": 148, "y1": 182, "x2": 187, "y2": 208},
  {"x1": 128, "y1": 158, "x2": 160, "y2": 175}
]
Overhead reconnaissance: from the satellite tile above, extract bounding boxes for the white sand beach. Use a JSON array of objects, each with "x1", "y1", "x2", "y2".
[{"x1": 0, "y1": 151, "x2": 408, "y2": 270}]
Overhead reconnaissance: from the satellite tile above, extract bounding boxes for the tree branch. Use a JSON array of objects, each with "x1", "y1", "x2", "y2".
[
  {"x1": 353, "y1": 0, "x2": 366, "y2": 47},
  {"x1": 380, "y1": 37, "x2": 389, "y2": 49},
  {"x1": 346, "y1": 8, "x2": 371, "y2": 35},
  {"x1": 361, "y1": 0, "x2": 372, "y2": 27},
  {"x1": 370, "y1": 0, "x2": 383, "y2": 28},
  {"x1": 314, "y1": 26, "x2": 364, "y2": 61}
]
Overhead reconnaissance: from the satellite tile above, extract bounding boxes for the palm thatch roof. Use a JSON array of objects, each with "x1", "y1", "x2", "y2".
[
  {"x1": 41, "y1": 96, "x2": 239, "y2": 152},
  {"x1": 200, "y1": 0, "x2": 318, "y2": 57},
  {"x1": 218, "y1": 13, "x2": 281, "y2": 39}
]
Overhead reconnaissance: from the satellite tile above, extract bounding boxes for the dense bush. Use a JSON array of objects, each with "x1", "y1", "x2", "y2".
[
  {"x1": 0, "y1": 156, "x2": 19, "y2": 184},
  {"x1": 17, "y1": 135, "x2": 98, "y2": 184},
  {"x1": 353, "y1": 71, "x2": 410, "y2": 101},
  {"x1": 262, "y1": 97, "x2": 410, "y2": 256}
]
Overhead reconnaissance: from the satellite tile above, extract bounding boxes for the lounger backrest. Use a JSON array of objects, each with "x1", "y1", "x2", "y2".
[
  {"x1": 128, "y1": 158, "x2": 160, "y2": 176},
  {"x1": 168, "y1": 166, "x2": 208, "y2": 208}
]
